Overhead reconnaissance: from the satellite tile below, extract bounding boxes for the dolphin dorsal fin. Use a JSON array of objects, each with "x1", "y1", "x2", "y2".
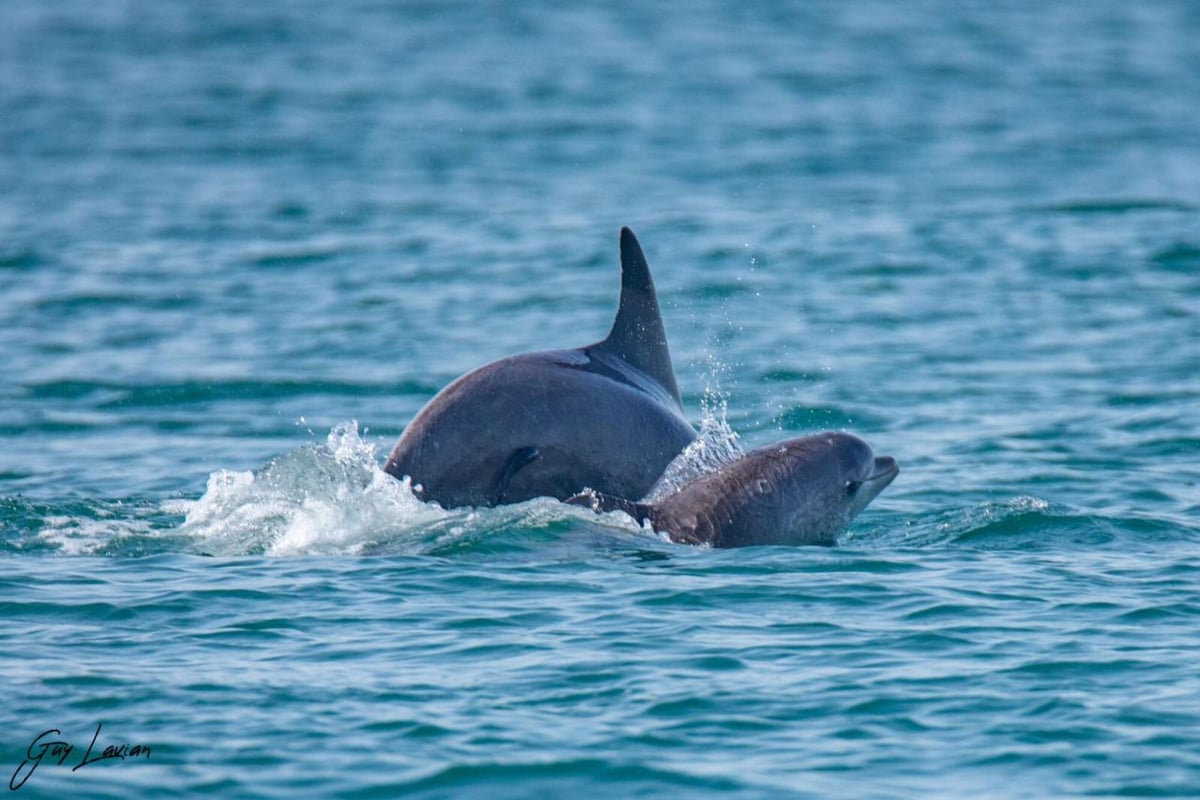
[{"x1": 593, "y1": 227, "x2": 683, "y2": 409}]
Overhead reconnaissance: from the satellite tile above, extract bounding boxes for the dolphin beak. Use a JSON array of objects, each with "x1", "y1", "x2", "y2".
[
  {"x1": 847, "y1": 455, "x2": 898, "y2": 515},
  {"x1": 867, "y1": 456, "x2": 899, "y2": 488}
]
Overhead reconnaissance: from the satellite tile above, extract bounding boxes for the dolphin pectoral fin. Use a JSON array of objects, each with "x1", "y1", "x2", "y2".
[
  {"x1": 494, "y1": 446, "x2": 541, "y2": 504},
  {"x1": 591, "y1": 227, "x2": 683, "y2": 409},
  {"x1": 566, "y1": 489, "x2": 653, "y2": 526}
]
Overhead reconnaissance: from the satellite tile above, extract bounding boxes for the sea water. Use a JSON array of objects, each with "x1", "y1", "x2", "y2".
[{"x1": 2, "y1": 1, "x2": 1199, "y2": 797}]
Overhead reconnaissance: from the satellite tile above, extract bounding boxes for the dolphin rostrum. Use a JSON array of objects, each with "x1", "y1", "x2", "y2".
[
  {"x1": 384, "y1": 228, "x2": 697, "y2": 508},
  {"x1": 568, "y1": 432, "x2": 898, "y2": 547}
]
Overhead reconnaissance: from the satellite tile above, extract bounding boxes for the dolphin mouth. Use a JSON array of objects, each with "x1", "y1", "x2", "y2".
[{"x1": 866, "y1": 456, "x2": 899, "y2": 487}]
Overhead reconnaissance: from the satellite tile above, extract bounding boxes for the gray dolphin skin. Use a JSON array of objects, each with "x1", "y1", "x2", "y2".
[
  {"x1": 568, "y1": 432, "x2": 899, "y2": 547},
  {"x1": 384, "y1": 227, "x2": 697, "y2": 508}
]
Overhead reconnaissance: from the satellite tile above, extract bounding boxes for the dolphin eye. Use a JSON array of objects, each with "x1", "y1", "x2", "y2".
[{"x1": 845, "y1": 480, "x2": 862, "y2": 494}]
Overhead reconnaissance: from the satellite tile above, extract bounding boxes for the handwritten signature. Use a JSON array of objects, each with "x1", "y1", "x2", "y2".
[{"x1": 9, "y1": 723, "x2": 150, "y2": 791}]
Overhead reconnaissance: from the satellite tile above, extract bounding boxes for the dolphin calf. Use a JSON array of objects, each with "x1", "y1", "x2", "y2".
[
  {"x1": 384, "y1": 228, "x2": 697, "y2": 508},
  {"x1": 568, "y1": 432, "x2": 898, "y2": 547}
]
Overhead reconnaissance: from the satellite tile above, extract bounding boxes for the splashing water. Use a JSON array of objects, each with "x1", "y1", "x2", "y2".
[
  {"x1": 643, "y1": 386, "x2": 744, "y2": 503},
  {"x1": 171, "y1": 421, "x2": 452, "y2": 556}
]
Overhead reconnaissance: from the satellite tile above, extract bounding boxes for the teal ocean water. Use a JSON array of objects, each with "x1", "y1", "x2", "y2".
[{"x1": 3, "y1": 1, "x2": 1199, "y2": 797}]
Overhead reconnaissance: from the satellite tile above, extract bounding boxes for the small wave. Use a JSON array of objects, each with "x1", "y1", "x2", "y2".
[
  {"x1": 861, "y1": 497, "x2": 1198, "y2": 550},
  {"x1": 865, "y1": 496, "x2": 1068, "y2": 549},
  {"x1": 1, "y1": 496, "x2": 179, "y2": 557},
  {"x1": 1150, "y1": 242, "x2": 1200, "y2": 272},
  {"x1": 0, "y1": 247, "x2": 45, "y2": 271},
  {"x1": 1030, "y1": 199, "x2": 1196, "y2": 215},
  {"x1": 241, "y1": 236, "x2": 357, "y2": 267},
  {"x1": 23, "y1": 378, "x2": 435, "y2": 405}
]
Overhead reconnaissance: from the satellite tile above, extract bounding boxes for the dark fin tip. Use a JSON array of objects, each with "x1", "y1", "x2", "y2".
[
  {"x1": 598, "y1": 227, "x2": 683, "y2": 408},
  {"x1": 618, "y1": 227, "x2": 652, "y2": 294}
]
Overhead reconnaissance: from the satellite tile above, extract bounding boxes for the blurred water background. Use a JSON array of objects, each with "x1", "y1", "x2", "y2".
[{"x1": 2, "y1": 1, "x2": 1198, "y2": 797}]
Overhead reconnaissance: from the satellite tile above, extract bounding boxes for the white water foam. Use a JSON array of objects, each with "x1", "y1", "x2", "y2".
[
  {"x1": 35, "y1": 499, "x2": 165, "y2": 556},
  {"x1": 643, "y1": 383, "x2": 745, "y2": 503},
  {"x1": 171, "y1": 421, "x2": 457, "y2": 556}
]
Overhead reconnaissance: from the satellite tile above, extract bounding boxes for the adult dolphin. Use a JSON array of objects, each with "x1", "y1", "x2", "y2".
[
  {"x1": 384, "y1": 228, "x2": 697, "y2": 508},
  {"x1": 569, "y1": 432, "x2": 898, "y2": 547}
]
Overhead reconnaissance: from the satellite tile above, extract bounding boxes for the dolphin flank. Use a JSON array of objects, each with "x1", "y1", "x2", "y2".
[{"x1": 384, "y1": 228, "x2": 697, "y2": 508}]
